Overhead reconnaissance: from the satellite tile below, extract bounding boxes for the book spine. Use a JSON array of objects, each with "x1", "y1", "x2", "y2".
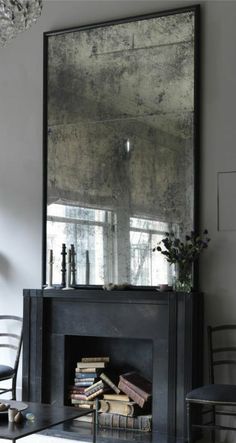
[
  {"x1": 69, "y1": 387, "x2": 86, "y2": 392},
  {"x1": 74, "y1": 383, "x2": 87, "y2": 388},
  {"x1": 118, "y1": 381, "x2": 145, "y2": 408},
  {"x1": 85, "y1": 388, "x2": 102, "y2": 397},
  {"x1": 75, "y1": 372, "x2": 97, "y2": 378},
  {"x1": 100, "y1": 373, "x2": 120, "y2": 394},
  {"x1": 103, "y1": 394, "x2": 130, "y2": 402},
  {"x1": 70, "y1": 394, "x2": 88, "y2": 400},
  {"x1": 74, "y1": 377, "x2": 95, "y2": 382},
  {"x1": 69, "y1": 390, "x2": 86, "y2": 395},
  {"x1": 73, "y1": 381, "x2": 94, "y2": 387},
  {"x1": 86, "y1": 388, "x2": 104, "y2": 400},
  {"x1": 71, "y1": 399, "x2": 95, "y2": 405},
  {"x1": 84, "y1": 380, "x2": 104, "y2": 393},
  {"x1": 77, "y1": 362, "x2": 105, "y2": 368},
  {"x1": 81, "y1": 357, "x2": 110, "y2": 363},
  {"x1": 85, "y1": 385, "x2": 104, "y2": 397}
]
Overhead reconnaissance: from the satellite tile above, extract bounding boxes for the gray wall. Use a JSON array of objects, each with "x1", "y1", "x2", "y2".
[{"x1": 0, "y1": 0, "x2": 236, "y2": 420}]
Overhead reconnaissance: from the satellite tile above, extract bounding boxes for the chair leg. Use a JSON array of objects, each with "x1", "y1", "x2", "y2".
[
  {"x1": 186, "y1": 401, "x2": 193, "y2": 443},
  {"x1": 211, "y1": 405, "x2": 215, "y2": 443},
  {"x1": 12, "y1": 375, "x2": 16, "y2": 400}
]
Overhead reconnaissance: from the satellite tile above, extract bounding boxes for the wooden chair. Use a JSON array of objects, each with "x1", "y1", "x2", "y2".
[
  {"x1": 186, "y1": 325, "x2": 236, "y2": 442},
  {"x1": 0, "y1": 316, "x2": 23, "y2": 400}
]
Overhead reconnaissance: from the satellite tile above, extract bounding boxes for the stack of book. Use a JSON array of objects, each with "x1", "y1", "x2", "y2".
[
  {"x1": 69, "y1": 357, "x2": 109, "y2": 413},
  {"x1": 71, "y1": 359, "x2": 152, "y2": 432},
  {"x1": 98, "y1": 371, "x2": 152, "y2": 432}
]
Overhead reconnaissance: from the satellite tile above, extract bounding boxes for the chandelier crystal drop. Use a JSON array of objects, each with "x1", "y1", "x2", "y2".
[{"x1": 0, "y1": 0, "x2": 43, "y2": 46}]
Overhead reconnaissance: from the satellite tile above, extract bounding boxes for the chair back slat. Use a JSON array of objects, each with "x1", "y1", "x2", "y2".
[
  {"x1": 214, "y1": 360, "x2": 236, "y2": 366},
  {"x1": 0, "y1": 344, "x2": 18, "y2": 350},
  {"x1": 0, "y1": 316, "x2": 22, "y2": 322},
  {"x1": 213, "y1": 346, "x2": 236, "y2": 353},
  {"x1": 211, "y1": 325, "x2": 236, "y2": 332},
  {"x1": 0, "y1": 316, "x2": 23, "y2": 400},
  {"x1": 208, "y1": 324, "x2": 236, "y2": 384},
  {"x1": 0, "y1": 333, "x2": 21, "y2": 340}
]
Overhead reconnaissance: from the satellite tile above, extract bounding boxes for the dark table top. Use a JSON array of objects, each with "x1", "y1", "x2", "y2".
[{"x1": 0, "y1": 401, "x2": 93, "y2": 441}]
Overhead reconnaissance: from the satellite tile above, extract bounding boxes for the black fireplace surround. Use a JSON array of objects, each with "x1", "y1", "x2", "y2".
[{"x1": 22, "y1": 289, "x2": 203, "y2": 441}]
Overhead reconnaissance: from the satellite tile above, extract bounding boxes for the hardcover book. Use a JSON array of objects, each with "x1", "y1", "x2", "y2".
[
  {"x1": 75, "y1": 372, "x2": 98, "y2": 379},
  {"x1": 74, "y1": 378, "x2": 95, "y2": 383},
  {"x1": 86, "y1": 388, "x2": 104, "y2": 401},
  {"x1": 70, "y1": 393, "x2": 88, "y2": 401},
  {"x1": 84, "y1": 380, "x2": 104, "y2": 394},
  {"x1": 74, "y1": 382, "x2": 88, "y2": 388},
  {"x1": 69, "y1": 386, "x2": 86, "y2": 393},
  {"x1": 71, "y1": 401, "x2": 94, "y2": 409},
  {"x1": 71, "y1": 399, "x2": 95, "y2": 406},
  {"x1": 73, "y1": 380, "x2": 94, "y2": 387},
  {"x1": 69, "y1": 390, "x2": 86, "y2": 396},
  {"x1": 103, "y1": 394, "x2": 130, "y2": 402},
  {"x1": 118, "y1": 380, "x2": 148, "y2": 408},
  {"x1": 98, "y1": 399, "x2": 146, "y2": 417},
  {"x1": 98, "y1": 413, "x2": 152, "y2": 432},
  {"x1": 119, "y1": 372, "x2": 152, "y2": 400},
  {"x1": 100, "y1": 372, "x2": 120, "y2": 395},
  {"x1": 77, "y1": 361, "x2": 106, "y2": 369},
  {"x1": 81, "y1": 357, "x2": 110, "y2": 363}
]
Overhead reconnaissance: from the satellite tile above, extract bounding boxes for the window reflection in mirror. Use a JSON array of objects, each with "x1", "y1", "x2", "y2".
[{"x1": 47, "y1": 203, "x2": 177, "y2": 286}]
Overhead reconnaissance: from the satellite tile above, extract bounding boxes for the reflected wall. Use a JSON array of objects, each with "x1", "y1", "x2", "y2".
[{"x1": 44, "y1": 6, "x2": 199, "y2": 286}]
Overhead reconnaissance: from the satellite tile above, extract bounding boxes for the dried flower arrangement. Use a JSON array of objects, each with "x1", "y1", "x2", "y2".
[{"x1": 153, "y1": 230, "x2": 210, "y2": 291}]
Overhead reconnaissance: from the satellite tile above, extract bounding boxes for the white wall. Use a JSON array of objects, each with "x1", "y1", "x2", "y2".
[
  {"x1": 200, "y1": 1, "x2": 236, "y2": 323},
  {"x1": 1, "y1": 0, "x2": 236, "y2": 431},
  {"x1": 0, "y1": 0, "x2": 196, "y2": 313}
]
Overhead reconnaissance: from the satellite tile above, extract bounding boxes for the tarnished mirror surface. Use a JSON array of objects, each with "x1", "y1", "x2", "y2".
[{"x1": 44, "y1": 7, "x2": 199, "y2": 287}]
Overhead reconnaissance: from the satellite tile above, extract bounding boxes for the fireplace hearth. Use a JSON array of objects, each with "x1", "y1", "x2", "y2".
[{"x1": 23, "y1": 289, "x2": 203, "y2": 442}]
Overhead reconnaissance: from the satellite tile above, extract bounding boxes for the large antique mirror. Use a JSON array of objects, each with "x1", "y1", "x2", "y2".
[{"x1": 43, "y1": 6, "x2": 200, "y2": 287}]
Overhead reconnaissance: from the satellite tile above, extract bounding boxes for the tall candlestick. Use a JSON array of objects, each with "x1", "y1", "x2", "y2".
[
  {"x1": 85, "y1": 250, "x2": 90, "y2": 285},
  {"x1": 63, "y1": 248, "x2": 74, "y2": 290},
  {"x1": 47, "y1": 249, "x2": 54, "y2": 289},
  {"x1": 61, "y1": 243, "x2": 67, "y2": 287},
  {"x1": 71, "y1": 244, "x2": 76, "y2": 286},
  {"x1": 67, "y1": 249, "x2": 71, "y2": 287}
]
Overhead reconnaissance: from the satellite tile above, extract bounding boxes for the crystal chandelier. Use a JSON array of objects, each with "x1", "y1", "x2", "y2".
[{"x1": 0, "y1": 0, "x2": 43, "y2": 46}]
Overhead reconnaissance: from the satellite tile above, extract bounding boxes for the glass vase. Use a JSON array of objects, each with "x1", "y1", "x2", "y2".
[{"x1": 173, "y1": 262, "x2": 193, "y2": 293}]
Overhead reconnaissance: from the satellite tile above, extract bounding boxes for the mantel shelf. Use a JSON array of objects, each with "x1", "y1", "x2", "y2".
[{"x1": 24, "y1": 288, "x2": 199, "y2": 304}]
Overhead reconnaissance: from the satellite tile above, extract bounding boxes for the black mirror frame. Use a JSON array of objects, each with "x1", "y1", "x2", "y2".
[{"x1": 42, "y1": 4, "x2": 200, "y2": 289}]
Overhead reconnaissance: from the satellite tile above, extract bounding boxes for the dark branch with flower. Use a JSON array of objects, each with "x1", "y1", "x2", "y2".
[{"x1": 153, "y1": 229, "x2": 210, "y2": 266}]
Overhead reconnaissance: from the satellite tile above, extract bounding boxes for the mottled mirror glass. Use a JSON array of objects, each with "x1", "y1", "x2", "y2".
[{"x1": 44, "y1": 7, "x2": 199, "y2": 287}]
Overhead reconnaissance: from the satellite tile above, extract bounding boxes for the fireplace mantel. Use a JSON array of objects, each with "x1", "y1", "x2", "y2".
[{"x1": 22, "y1": 289, "x2": 203, "y2": 441}]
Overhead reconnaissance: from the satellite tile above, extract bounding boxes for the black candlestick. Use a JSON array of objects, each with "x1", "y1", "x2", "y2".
[
  {"x1": 61, "y1": 243, "x2": 67, "y2": 287},
  {"x1": 71, "y1": 244, "x2": 77, "y2": 286},
  {"x1": 85, "y1": 250, "x2": 90, "y2": 285}
]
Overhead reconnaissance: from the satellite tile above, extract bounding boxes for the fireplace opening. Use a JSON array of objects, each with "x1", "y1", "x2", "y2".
[{"x1": 64, "y1": 335, "x2": 153, "y2": 432}]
